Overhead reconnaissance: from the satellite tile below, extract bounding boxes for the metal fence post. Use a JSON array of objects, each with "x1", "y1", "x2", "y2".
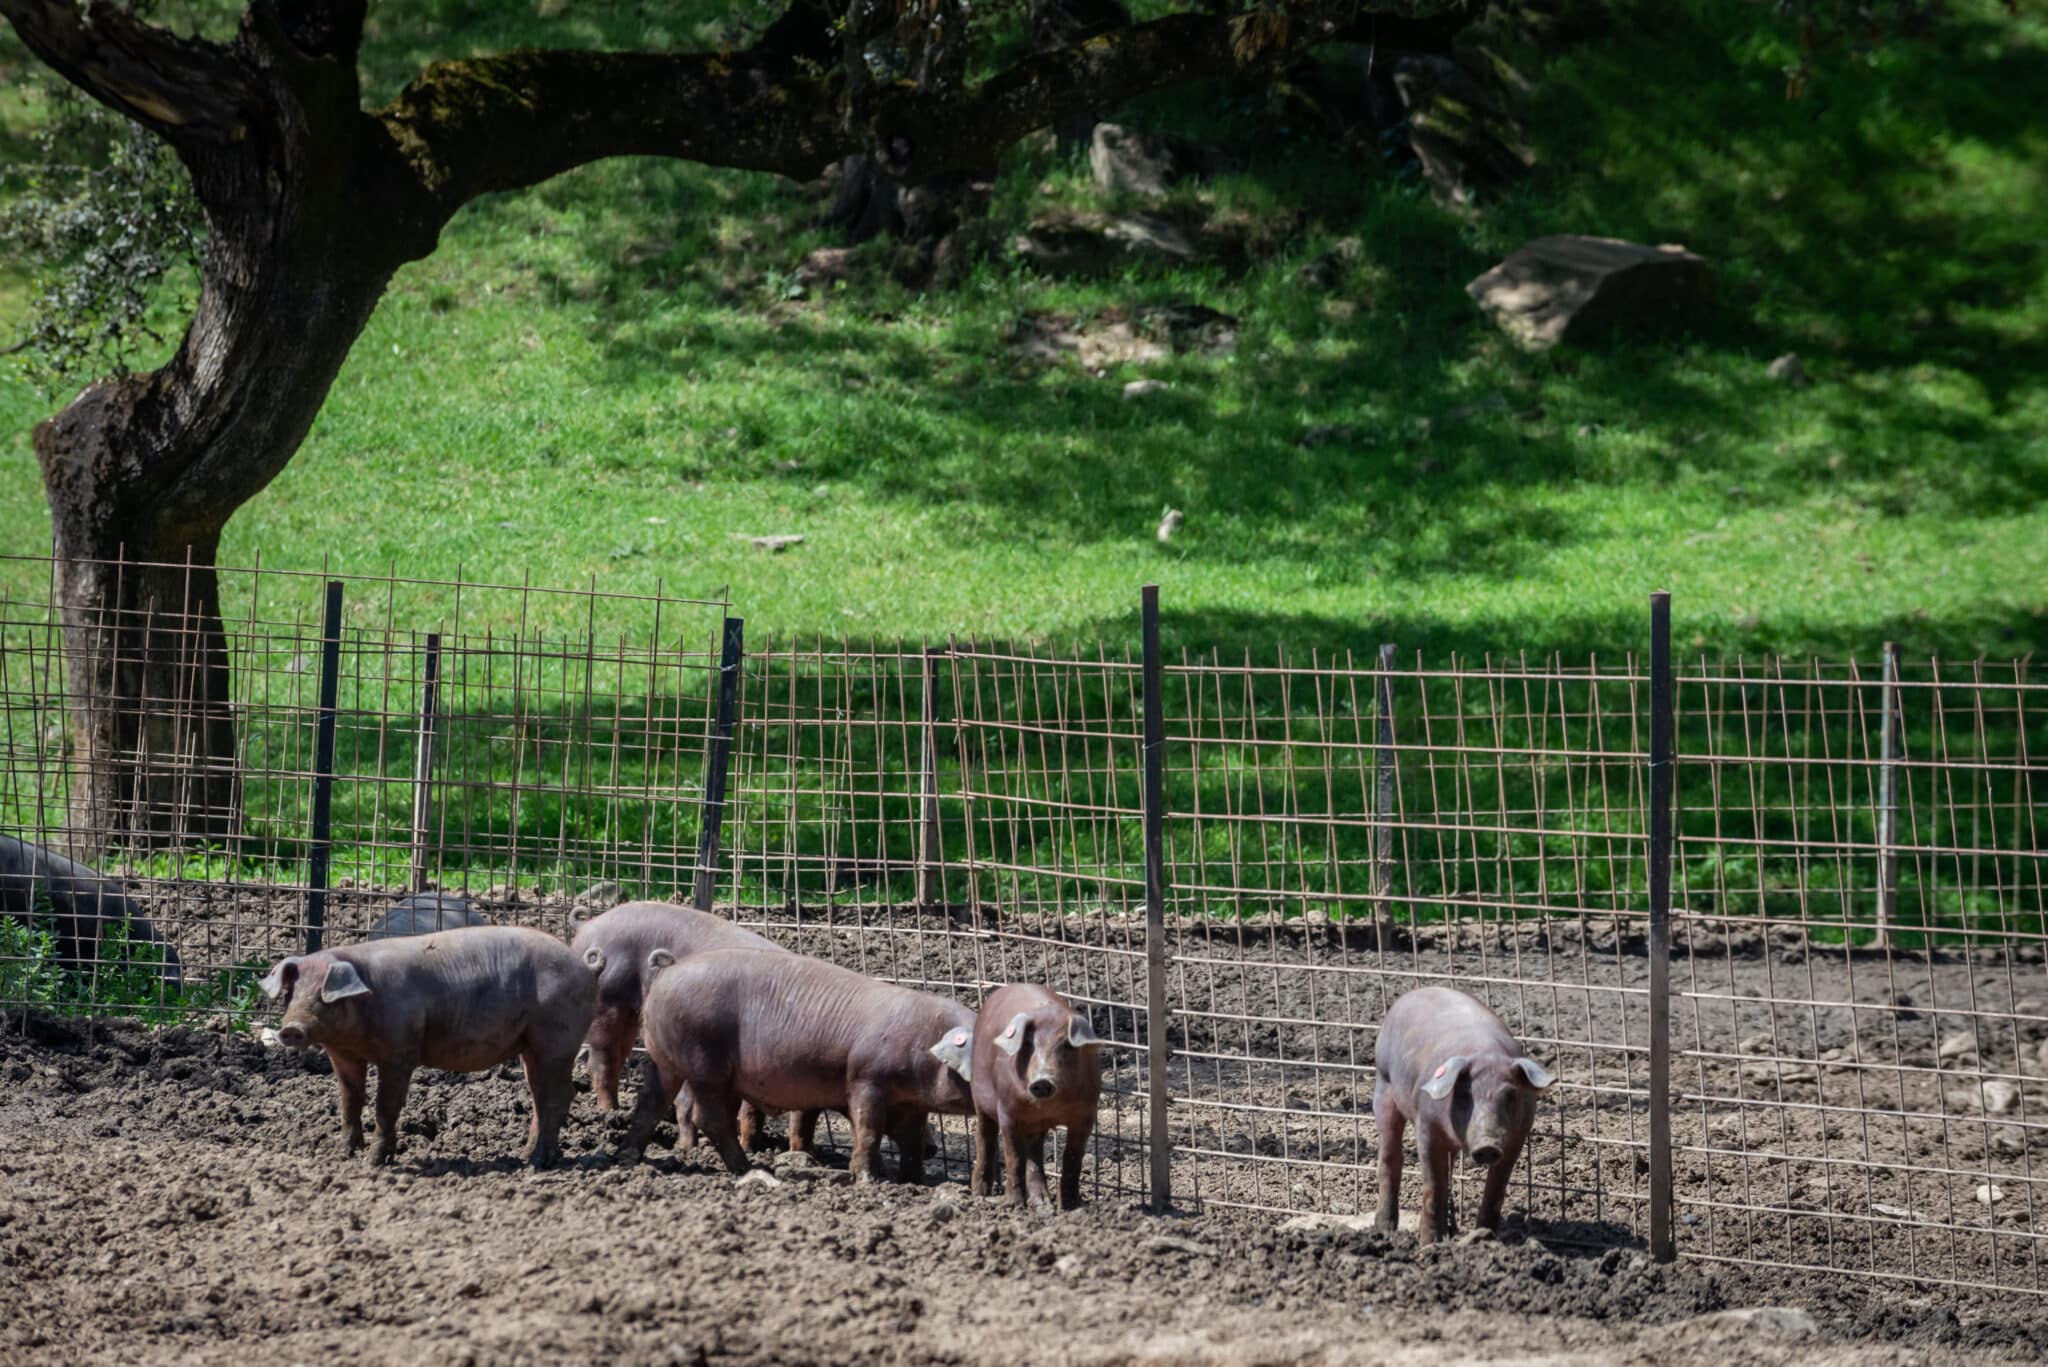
[
  {"x1": 407, "y1": 632, "x2": 442, "y2": 894},
  {"x1": 916, "y1": 644, "x2": 944, "y2": 910},
  {"x1": 1647, "y1": 590, "x2": 1675, "y2": 1263},
  {"x1": 1141, "y1": 584, "x2": 1171, "y2": 1212},
  {"x1": 1374, "y1": 642, "x2": 1397, "y2": 949},
  {"x1": 1878, "y1": 641, "x2": 1901, "y2": 949},
  {"x1": 694, "y1": 616, "x2": 744, "y2": 911},
  {"x1": 305, "y1": 580, "x2": 344, "y2": 953}
]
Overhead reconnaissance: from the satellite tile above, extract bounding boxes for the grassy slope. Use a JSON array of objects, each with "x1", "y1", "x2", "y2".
[{"x1": 1, "y1": 1, "x2": 2043, "y2": 658}]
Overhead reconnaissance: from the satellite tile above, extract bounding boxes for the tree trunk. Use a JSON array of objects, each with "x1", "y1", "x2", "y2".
[
  {"x1": 34, "y1": 212, "x2": 397, "y2": 849},
  {"x1": 19, "y1": 7, "x2": 416, "y2": 852},
  {"x1": 47, "y1": 542, "x2": 240, "y2": 850}
]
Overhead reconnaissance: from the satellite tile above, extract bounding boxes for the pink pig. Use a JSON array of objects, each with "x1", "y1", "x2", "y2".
[{"x1": 1373, "y1": 985, "x2": 1555, "y2": 1242}]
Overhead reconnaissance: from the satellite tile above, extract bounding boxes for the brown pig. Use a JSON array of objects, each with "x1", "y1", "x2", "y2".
[
  {"x1": 1372, "y1": 985, "x2": 1555, "y2": 1242},
  {"x1": 622, "y1": 947, "x2": 973, "y2": 1182},
  {"x1": 260, "y1": 925, "x2": 597, "y2": 1169},
  {"x1": 568, "y1": 901, "x2": 778, "y2": 1111},
  {"x1": 936, "y1": 983, "x2": 1102, "y2": 1210}
]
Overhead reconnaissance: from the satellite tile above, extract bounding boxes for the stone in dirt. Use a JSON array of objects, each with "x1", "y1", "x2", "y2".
[
  {"x1": 1124, "y1": 379, "x2": 1170, "y2": 399},
  {"x1": 1090, "y1": 123, "x2": 1217, "y2": 199},
  {"x1": 1937, "y1": 1031, "x2": 1980, "y2": 1062},
  {"x1": 736, "y1": 1168, "x2": 783, "y2": 1190},
  {"x1": 1676, "y1": 1307, "x2": 1817, "y2": 1335},
  {"x1": 1467, "y1": 236, "x2": 1712, "y2": 351}
]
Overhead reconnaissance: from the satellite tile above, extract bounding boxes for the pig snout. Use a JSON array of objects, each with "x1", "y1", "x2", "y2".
[
  {"x1": 276, "y1": 1024, "x2": 308, "y2": 1050},
  {"x1": 1028, "y1": 1076, "x2": 1056, "y2": 1099},
  {"x1": 1469, "y1": 1143, "x2": 1501, "y2": 1167}
]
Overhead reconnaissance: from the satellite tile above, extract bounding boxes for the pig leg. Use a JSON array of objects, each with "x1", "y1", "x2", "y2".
[
  {"x1": 789, "y1": 1109, "x2": 821, "y2": 1155},
  {"x1": 1417, "y1": 1131, "x2": 1455, "y2": 1244},
  {"x1": 972, "y1": 1112, "x2": 999, "y2": 1198},
  {"x1": 621, "y1": 1058, "x2": 685, "y2": 1153},
  {"x1": 736, "y1": 1101, "x2": 762, "y2": 1152},
  {"x1": 330, "y1": 1051, "x2": 369, "y2": 1156},
  {"x1": 520, "y1": 1042, "x2": 578, "y2": 1169},
  {"x1": 1023, "y1": 1131, "x2": 1052, "y2": 1210},
  {"x1": 1059, "y1": 1116, "x2": 1094, "y2": 1210},
  {"x1": 890, "y1": 1111, "x2": 927, "y2": 1185},
  {"x1": 585, "y1": 1005, "x2": 639, "y2": 1111},
  {"x1": 691, "y1": 1085, "x2": 751, "y2": 1175},
  {"x1": 1477, "y1": 1129, "x2": 1527, "y2": 1231},
  {"x1": 371, "y1": 1060, "x2": 416, "y2": 1167},
  {"x1": 1000, "y1": 1124, "x2": 1029, "y2": 1209},
  {"x1": 676, "y1": 1085, "x2": 700, "y2": 1149},
  {"x1": 1373, "y1": 1083, "x2": 1406, "y2": 1233},
  {"x1": 847, "y1": 1085, "x2": 889, "y2": 1184}
]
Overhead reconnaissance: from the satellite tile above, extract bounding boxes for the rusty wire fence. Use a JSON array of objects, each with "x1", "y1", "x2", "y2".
[
  {"x1": 0, "y1": 555, "x2": 731, "y2": 1010},
  {"x1": 2, "y1": 556, "x2": 2044, "y2": 1295}
]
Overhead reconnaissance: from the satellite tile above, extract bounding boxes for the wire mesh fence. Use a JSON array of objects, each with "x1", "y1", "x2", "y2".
[
  {"x1": 2, "y1": 553, "x2": 2044, "y2": 1294},
  {"x1": 0, "y1": 554, "x2": 730, "y2": 1014},
  {"x1": 1670, "y1": 655, "x2": 2048, "y2": 1292}
]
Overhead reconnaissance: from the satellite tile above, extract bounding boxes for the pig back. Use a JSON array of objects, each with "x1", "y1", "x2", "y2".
[
  {"x1": 346, "y1": 925, "x2": 595, "y2": 1069},
  {"x1": 1374, "y1": 985, "x2": 1518, "y2": 1092},
  {"x1": 365, "y1": 892, "x2": 487, "y2": 940},
  {"x1": 572, "y1": 901, "x2": 779, "y2": 1009},
  {"x1": 643, "y1": 949, "x2": 967, "y2": 1113}
]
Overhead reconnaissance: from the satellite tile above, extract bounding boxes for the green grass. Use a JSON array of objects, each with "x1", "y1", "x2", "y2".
[
  {"x1": 0, "y1": 0, "x2": 2041, "y2": 659},
  {"x1": 0, "y1": 914, "x2": 270, "y2": 1024},
  {"x1": 0, "y1": 3, "x2": 2042, "y2": 960}
]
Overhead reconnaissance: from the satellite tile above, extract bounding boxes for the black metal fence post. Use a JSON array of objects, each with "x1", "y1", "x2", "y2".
[
  {"x1": 408, "y1": 632, "x2": 442, "y2": 894},
  {"x1": 694, "y1": 616, "x2": 744, "y2": 911},
  {"x1": 1878, "y1": 641, "x2": 1901, "y2": 949},
  {"x1": 1374, "y1": 642, "x2": 1397, "y2": 950},
  {"x1": 916, "y1": 644, "x2": 944, "y2": 910},
  {"x1": 304, "y1": 580, "x2": 344, "y2": 953},
  {"x1": 1141, "y1": 584, "x2": 1171, "y2": 1212},
  {"x1": 1648, "y1": 590, "x2": 1675, "y2": 1263}
]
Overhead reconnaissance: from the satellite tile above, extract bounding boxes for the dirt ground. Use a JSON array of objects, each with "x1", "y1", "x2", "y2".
[{"x1": 6, "y1": 1003, "x2": 2048, "y2": 1366}]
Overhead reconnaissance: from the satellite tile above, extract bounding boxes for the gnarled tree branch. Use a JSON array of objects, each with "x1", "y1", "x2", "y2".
[{"x1": 0, "y1": 0, "x2": 256, "y2": 144}]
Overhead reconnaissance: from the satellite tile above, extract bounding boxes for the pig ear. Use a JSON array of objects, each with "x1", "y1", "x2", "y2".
[
  {"x1": 1513, "y1": 1057, "x2": 1556, "y2": 1092},
  {"x1": 1420, "y1": 1055, "x2": 1471, "y2": 1101},
  {"x1": 994, "y1": 1011, "x2": 1031, "y2": 1057},
  {"x1": 259, "y1": 956, "x2": 302, "y2": 1001},
  {"x1": 647, "y1": 948, "x2": 676, "y2": 972},
  {"x1": 318, "y1": 959, "x2": 372, "y2": 1004},
  {"x1": 929, "y1": 1029, "x2": 973, "y2": 1084},
  {"x1": 1067, "y1": 1014, "x2": 1101, "y2": 1049}
]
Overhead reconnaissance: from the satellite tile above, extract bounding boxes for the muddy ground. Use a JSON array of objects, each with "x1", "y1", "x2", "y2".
[{"x1": 5, "y1": 1002, "x2": 2048, "y2": 1364}]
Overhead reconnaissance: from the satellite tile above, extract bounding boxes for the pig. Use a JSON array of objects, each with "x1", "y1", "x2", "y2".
[
  {"x1": 1372, "y1": 985, "x2": 1555, "y2": 1242},
  {"x1": 934, "y1": 983, "x2": 1102, "y2": 1210},
  {"x1": 259, "y1": 925, "x2": 598, "y2": 1169},
  {"x1": 363, "y1": 892, "x2": 487, "y2": 940},
  {"x1": 622, "y1": 947, "x2": 973, "y2": 1182},
  {"x1": 0, "y1": 833, "x2": 182, "y2": 986},
  {"x1": 567, "y1": 900, "x2": 780, "y2": 1112}
]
